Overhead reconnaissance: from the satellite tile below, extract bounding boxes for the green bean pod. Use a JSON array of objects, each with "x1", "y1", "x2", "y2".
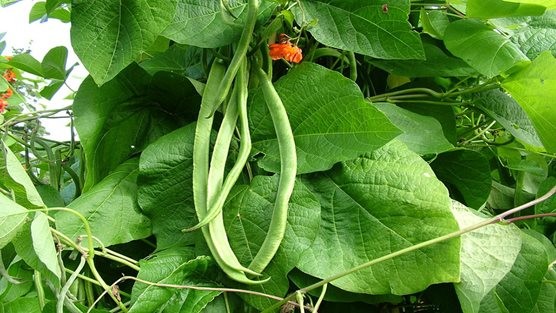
[
  {"x1": 187, "y1": 58, "x2": 251, "y2": 232},
  {"x1": 249, "y1": 67, "x2": 297, "y2": 273},
  {"x1": 191, "y1": 60, "x2": 264, "y2": 283}
]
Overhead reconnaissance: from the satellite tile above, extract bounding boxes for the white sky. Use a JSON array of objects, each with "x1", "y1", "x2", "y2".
[{"x1": 1, "y1": 0, "x2": 88, "y2": 140}]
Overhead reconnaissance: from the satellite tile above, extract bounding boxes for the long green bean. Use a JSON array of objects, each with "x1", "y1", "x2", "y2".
[
  {"x1": 249, "y1": 67, "x2": 297, "y2": 273},
  {"x1": 191, "y1": 60, "x2": 263, "y2": 283},
  {"x1": 187, "y1": 58, "x2": 251, "y2": 232},
  {"x1": 207, "y1": 0, "x2": 260, "y2": 117}
]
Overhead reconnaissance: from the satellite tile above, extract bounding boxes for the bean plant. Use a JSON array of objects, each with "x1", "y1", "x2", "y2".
[{"x1": 1, "y1": 0, "x2": 556, "y2": 312}]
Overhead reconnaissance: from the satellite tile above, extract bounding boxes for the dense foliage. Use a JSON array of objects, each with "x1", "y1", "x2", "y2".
[{"x1": 1, "y1": 0, "x2": 556, "y2": 312}]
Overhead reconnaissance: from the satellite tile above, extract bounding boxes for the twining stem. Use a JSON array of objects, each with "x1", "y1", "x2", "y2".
[
  {"x1": 367, "y1": 83, "x2": 499, "y2": 103},
  {"x1": 261, "y1": 185, "x2": 556, "y2": 312},
  {"x1": 47, "y1": 207, "x2": 128, "y2": 311},
  {"x1": 98, "y1": 276, "x2": 312, "y2": 311}
]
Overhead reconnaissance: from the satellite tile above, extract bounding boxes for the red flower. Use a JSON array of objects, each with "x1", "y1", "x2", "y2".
[
  {"x1": 1, "y1": 88, "x2": 12, "y2": 99},
  {"x1": 269, "y1": 34, "x2": 303, "y2": 63},
  {"x1": 3, "y1": 69, "x2": 16, "y2": 83},
  {"x1": 0, "y1": 98, "x2": 8, "y2": 113}
]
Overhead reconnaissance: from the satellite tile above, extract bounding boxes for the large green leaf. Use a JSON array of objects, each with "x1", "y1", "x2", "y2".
[
  {"x1": 475, "y1": 90, "x2": 543, "y2": 150},
  {"x1": 223, "y1": 176, "x2": 321, "y2": 310},
  {"x1": 293, "y1": 0, "x2": 424, "y2": 59},
  {"x1": 444, "y1": 19, "x2": 529, "y2": 77},
  {"x1": 476, "y1": 231, "x2": 551, "y2": 313},
  {"x1": 13, "y1": 212, "x2": 61, "y2": 286},
  {"x1": 0, "y1": 193, "x2": 28, "y2": 249},
  {"x1": 297, "y1": 141, "x2": 460, "y2": 294},
  {"x1": 431, "y1": 150, "x2": 491, "y2": 209},
  {"x1": 138, "y1": 124, "x2": 199, "y2": 250},
  {"x1": 249, "y1": 62, "x2": 400, "y2": 174},
  {"x1": 56, "y1": 159, "x2": 151, "y2": 248},
  {"x1": 451, "y1": 201, "x2": 522, "y2": 313},
  {"x1": 502, "y1": 51, "x2": 556, "y2": 152},
  {"x1": 374, "y1": 102, "x2": 454, "y2": 155},
  {"x1": 467, "y1": 0, "x2": 546, "y2": 19},
  {"x1": 130, "y1": 251, "x2": 219, "y2": 313},
  {"x1": 508, "y1": 11, "x2": 556, "y2": 59},
  {"x1": 74, "y1": 65, "x2": 197, "y2": 191},
  {"x1": 0, "y1": 141, "x2": 45, "y2": 209},
  {"x1": 71, "y1": 0, "x2": 177, "y2": 85},
  {"x1": 369, "y1": 40, "x2": 478, "y2": 77},
  {"x1": 162, "y1": 0, "x2": 276, "y2": 48}
]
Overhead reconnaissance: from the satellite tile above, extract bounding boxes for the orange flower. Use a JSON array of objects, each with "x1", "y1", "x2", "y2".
[
  {"x1": 0, "y1": 98, "x2": 8, "y2": 113},
  {"x1": 2, "y1": 88, "x2": 13, "y2": 99},
  {"x1": 269, "y1": 34, "x2": 303, "y2": 63},
  {"x1": 3, "y1": 69, "x2": 16, "y2": 83}
]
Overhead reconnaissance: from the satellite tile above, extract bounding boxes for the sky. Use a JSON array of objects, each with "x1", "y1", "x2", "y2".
[{"x1": 1, "y1": 0, "x2": 88, "y2": 140}]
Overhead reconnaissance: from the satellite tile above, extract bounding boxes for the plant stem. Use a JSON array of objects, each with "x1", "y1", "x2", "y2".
[
  {"x1": 506, "y1": 213, "x2": 556, "y2": 223},
  {"x1": 348, "y1": 51, "x2": 357, "y2": 81},
  {"x1": 262, "y1": 185, "x2": 556, "y2": 312}
]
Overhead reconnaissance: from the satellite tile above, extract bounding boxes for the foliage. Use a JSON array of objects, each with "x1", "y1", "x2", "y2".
[{"x1": 1, "y1": 0, "x2": 556, "y2": 312}]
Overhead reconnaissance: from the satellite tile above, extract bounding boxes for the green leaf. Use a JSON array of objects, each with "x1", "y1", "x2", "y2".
[
  {"x1": 130, "y1": 252, "x2": 219, "y2": 313},
  {"x1": 533, "y1": 266, "x2": 556, "y2": 313},
  {"x1": 40, "y1": 81, "x2": 65, "y2": 100},
  {"x1": 476, "y1": 231, "x2": 551, "y2": 313},
  {"x1": 504, "y1": 0, "x2": 556, "y2": 9},
  {"x1": 444, "y1": 19, "x2": 529, "y2": 77},
  {"x1": 139, "y1": 45, "x2": 204, "y2": 79},
  {"x1": 0, "y1": 141, "x2": 45, "y2": 209},
  {"x1": 420, "y1": 9, "x2": 450, "y2": 39},
  {"x1": 0, "y1": 259, "x2": 35, "y2": 301},
  {"x1": 298, "y1": 141, "x2": 460, "y2": 294},
  {"x1": 369, "y1": 39, "x2": 478, "y2": 77},
  {"x1": 71, "y1": 0, "x2": 177, "y2": 85},
  {"x1": 475, "y1": 90, "x2": 543, "y2": 150},
  {"x1": 223, "y1": 176, "x2": 321, "y2": 310},
  {"x1": 467, "y1": 0, "x2": 546, "y2": 19},
  {"x1": 162, "y1": 0, "x2": 276, "y2": 48},
  {"x1": 451, "y1": 201, "x2": 522, "y2": 313},
  {"x1": 292, "y1": 0, "x2": 424, "y2": 59},
  {"x1": 138, "y1": 124, "x2": 199, "y2": 250},
  {"x1": 56, "y1": 159, "x2": 151, "y2": 247},
  {"x1": 508, "y1": 11, "x2": 556, "y2": 59},
  {"x1": 534, "y1": 177, "x2": 556, "y2": 225},
  {"x1": 431, "y1": 150, "x2": 491, "y2": 209},
  {"x1": 374, "y1": 102, "x2": 454, "y2": 155},
  {"x1": 74, "y1": 65, "x2": 196, "y2": 191},
  {"x1": 250, "y1": 62, "x2": 400, "y2": 174},
  {"x1": 0, "y1": 193, "x2": 28, "y2": 249},
  {"x1": 13, "y1": 212, "x2": 61, "y2": 286},
  {"x1": 502, "y1": 51, "x2": 556, "y2": 152},
  {"x1": 41, "y1": 46, "x2": 67, "y2": 80},
  {"x1": 0, "y1": 297, "x2": 42, "y2": 313},
  {"x1": 7, "y1": 54, "x2": 43, "y2": 77},
  {"x1": 28, "y1": 1, "x2": 47, "y2": 23},
  {"x1": 289, "y1": 269, "x2": 403, "y2": 304}
]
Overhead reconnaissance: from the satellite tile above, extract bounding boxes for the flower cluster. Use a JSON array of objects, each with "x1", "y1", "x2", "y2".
[
  {"x1": 1, "y1": 66, "x2": 16, "y2": 114},
  {"x1": 269, "y1": 34, "x2": 303, "y2": 63}
]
